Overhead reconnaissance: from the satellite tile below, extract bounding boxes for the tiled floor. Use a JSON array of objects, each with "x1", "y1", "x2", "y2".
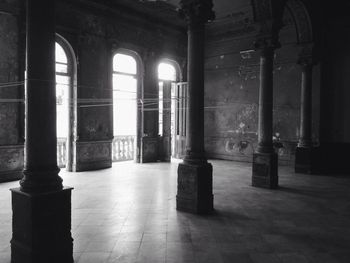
[{"x1": 1, "y1": 160, "x2": 350, "y2": 263}]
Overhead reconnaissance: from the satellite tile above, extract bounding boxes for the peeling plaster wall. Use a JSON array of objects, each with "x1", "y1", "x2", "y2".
[
  {"x1": 56, "y1": 0, "x2": 187, "y2": 169},
  {"x1": 0, "y1": 0, "x2": 186, "y2": 178},
  {"x1": 0, "y1": 0, "x2": 24, "y2": 181},
  {"x1": 204, "y1": 6, "x2": 320, "y2": 165}
]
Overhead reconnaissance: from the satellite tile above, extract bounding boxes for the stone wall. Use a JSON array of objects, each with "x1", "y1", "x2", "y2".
[
  {"x1": 0, "y1": 0, "x2": 24, "y2": 181},
  {"x1": 204, "y1": 5, "x2": 320, "y2": 166},
  {"x1": 0, "y1": 0, "x2": 187, "y2": 180},
  {"x1": 55, "y1": 0, "x2": 187, "y2": 170}
]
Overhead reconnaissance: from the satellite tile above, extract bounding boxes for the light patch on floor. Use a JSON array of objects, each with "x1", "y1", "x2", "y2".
[{"x1": 0, "y1": 160, "x2": 350, "y2": 263}]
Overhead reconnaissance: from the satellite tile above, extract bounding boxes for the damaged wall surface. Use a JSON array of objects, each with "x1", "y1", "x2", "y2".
[
  {"x1": 0, "y1": 0, "x2": 186, "y2": 181},
  {"x1": 204, "y1": 5, "x2": 320, "y2": 165}
]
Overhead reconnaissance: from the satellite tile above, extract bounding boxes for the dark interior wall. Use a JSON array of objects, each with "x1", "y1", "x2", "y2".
[
  {"x1": 316, "y1": 12, "x2": 350, "y2": 174},
  {"x1": 321, "y1": 20, "x2": 350, "y2": 143},
  {"x1": 0, "y1": 2, "x2": 20, "y2": 145},
  {"x1": 0, "y1": 0, "x2": 24, "y2": 181},
  {"x1": 204, "y1": 5, "x2": 320, "y2": 165}
]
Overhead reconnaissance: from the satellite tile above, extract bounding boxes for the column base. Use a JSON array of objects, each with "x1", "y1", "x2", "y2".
[
  {"x1": 252, "y1": 152, "x2": 278, "y2": 189},
  {"x1": 10, "y1": 187, "x2": 73, "y2": 263},
  {"x1": 295, "y1": 146, "x2": 314, "y2": 174},
  {"x1": 176, "y1": 162, "x2": 213, "y2": 214}
]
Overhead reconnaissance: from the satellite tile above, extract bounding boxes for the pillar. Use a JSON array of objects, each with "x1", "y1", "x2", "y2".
[
  {"x1": 295, "y1": 57, "x2": 314, "y2": 173},
  {"x1": 10, "y1": 0, "x2": 73, "y2": 262},
  {"x1": 176, "y1": 0, "x2": 215, "y2": 214},
  {"x1": 252, "y1": 43, "x2": 278, "y2": 189},
  {"x1": 161, "y1": 81, "x2": 172, "y2": 162}
]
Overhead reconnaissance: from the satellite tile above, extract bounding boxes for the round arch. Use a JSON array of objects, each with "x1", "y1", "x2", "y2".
[
  {"x1": 156, "y1": 58, "x2": 184, "y2": 161},
  {"x1": 157, "y1": 58, "x2": 183, "y2": 83},
  {"x1": 112, "y1": 48, "x2": 144, "y2": 163},
  {"x1": 55, "y1": 34, "x2": 77, "y2": 172},
  {"x1": 285, "y1": 0, "x2": 313, "y2": 44}
]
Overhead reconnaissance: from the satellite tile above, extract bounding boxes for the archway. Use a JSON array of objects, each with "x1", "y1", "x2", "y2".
[
  {"x1": 157, "y1": 60, "x2": 185, "y2": 161},
  {"x1": 55, "y1": 35, "x2": 77, "y2": 171},
  {"x1": 112, "y1": 51, "x2": 142, "y2": 162}
]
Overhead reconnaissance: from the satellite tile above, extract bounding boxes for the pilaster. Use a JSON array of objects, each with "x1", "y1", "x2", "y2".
[
  {"x1": 295, "y1": 45, "x2": 315, "y2": 173},
  {"x1": 252, "y1": 38, "x2": 278, "y2": 189}
]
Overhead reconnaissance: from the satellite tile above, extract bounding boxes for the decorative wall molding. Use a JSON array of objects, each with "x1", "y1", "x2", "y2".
[
  {"x1": 286, "y1": 0, "x2": 313, "y2": 44},
  {"x1": 74, "y1": 140, "x2": 112, "y2": 171}
]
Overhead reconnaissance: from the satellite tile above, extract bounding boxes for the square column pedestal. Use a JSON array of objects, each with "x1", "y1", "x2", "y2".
[
  {"x1": 10, "y1": 187, "x2": 73, "y2": 263},
  {"x1": 177, "y1": 162, "x2": 213, "y2": 214},
  {"x1": 252, "y1": 152, "x2": 278, "y2": 189},
  {"x1": 295, "y1": 146, "x2": 314, "y2": 174}
]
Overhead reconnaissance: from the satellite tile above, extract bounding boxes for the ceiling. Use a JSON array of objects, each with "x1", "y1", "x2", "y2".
[
  {"x1": 165, "y1": 0, "x2": 248, "y2": 19},
  {"x1": 102, "y1": 0, "x2": 251, "y2": 29},
  {"x1": 133, "y1": 0, "x2": 249, "y2": 20}
]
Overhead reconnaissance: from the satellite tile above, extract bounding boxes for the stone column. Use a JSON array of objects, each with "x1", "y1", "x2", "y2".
[
  {"x1": 10, "y1": 0, "x2": 73, "y2": 262},
  {"x1": 295, "y1": 56, "x2": 314, "y2": 173},
  {"x1": 176, "y1": 0, "x2": 214, "y2": 214},
  {"x1": 252, "y1": 41, "x2": 278, "y2": 189},
  {"x1": 162, "y1": 81, "x2": 172, "y2": 162}
]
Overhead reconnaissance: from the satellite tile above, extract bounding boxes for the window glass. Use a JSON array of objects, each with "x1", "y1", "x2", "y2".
[
  {"x1": 55, "y1": 42, "x2": 67, "y2": 64},
  {"x1": 113, "y1": 53, "x2": 137, "y2": 75},
  {"x1": 158, "y1": 63, "x2": 176, "y2": 81},
  {"x1": 56, "y1": 63, "x2": 68, "y2": 74},
  {"x1": 113, "y1": 53, "x2": 138, "y2": 136}
]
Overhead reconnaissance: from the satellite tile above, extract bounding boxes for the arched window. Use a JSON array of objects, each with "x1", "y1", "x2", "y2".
[
  {"x1": 55, "y1": 42, "x2": 69, "y2": 141},
  {"x1": 158, "y1": 61, "x2": 182, "y2": 161},
  {"x1": 158, "y1": 62, "x2": 177, "y2": 136},
  {"x1": 112, "y1": 52, "x2": 138, "y2": 162},
  {"x1": 158, "y1": 62, "x2": 176, "y2": 82},
  {"x1": 55, "y1": 40, "x2": 75, "y2": 169}
]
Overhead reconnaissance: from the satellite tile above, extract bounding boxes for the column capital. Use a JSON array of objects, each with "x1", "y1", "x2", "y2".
[
  {"x1": 254, "y1": 35, "x2": 280, "y2": 56},
  {"x1": 298, "y1": 56, "x2": 313, "y2": 67},
  {"x1": 298, "y1": 43, "x2": 315, "y2": 66},
  {"x1": 179, "y1": 0, "x2": 215, "y2": 25}
]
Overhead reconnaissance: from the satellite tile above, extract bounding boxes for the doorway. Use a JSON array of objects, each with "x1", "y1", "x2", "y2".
[
  {"x1": 112, "y1": 52, "x2": 139, "y2": 162},
  {"x1": 158, "y1": 61, "x2": 186, "y2": 161}
]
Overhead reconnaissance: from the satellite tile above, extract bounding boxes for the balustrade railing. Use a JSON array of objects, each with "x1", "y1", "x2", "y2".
[
  {"x1": 56, "y1": 136, "x2": 135, "y2": 167},
  {"x1": 57, "y1": 137, "x2": 67, "y2": 168},
  {"x1": 112, "y1": 135, "x2": 135, "y2": 162}
]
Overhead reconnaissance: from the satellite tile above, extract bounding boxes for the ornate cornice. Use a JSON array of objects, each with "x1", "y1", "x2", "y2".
[
  {"x1": 251, "y1": 0, "x2": 287, "y2": 51},
  {"x1": 179, "y1": 0, "x2": 215, "y2": 25}
]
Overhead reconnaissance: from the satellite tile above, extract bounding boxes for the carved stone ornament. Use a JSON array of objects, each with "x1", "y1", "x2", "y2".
[
  {"x1": 254, "y1": 32, "x2": 280, "y2": 52},
  {"x1": 298, "y1": 43, "x2": 315, "y2": 66},
  {"x1": 179, "y1": 0, "x2": 215, "y2": 24},
  {"x1": 251, "y1": 0, "x2": 287, "y2": 51}
]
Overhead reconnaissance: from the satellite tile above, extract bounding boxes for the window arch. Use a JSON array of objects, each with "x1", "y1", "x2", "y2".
[
  {"x1": 158, "y1": 62, "x2": 176, "y2": 82},
  {"x1": 55, "y1": 42, "x2": 69, "y2": 140},
  {"x1": 158, "y1": 60, "x2": 182, "y2": 137},
  {"x1": 112, "y1": 53, "x2": 138, "y2": 137},
  {"x1": 55, "y1": 35, "x2": 77, "y2": 171},
  {"x1": 112, "y1": 50, "x2": 142, "y2": 162},
  {"x1": 157, "y1": 59, "x2": 183, "y2": 160}
]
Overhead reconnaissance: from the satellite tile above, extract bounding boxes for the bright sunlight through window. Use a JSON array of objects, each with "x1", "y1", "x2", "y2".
[
  {"x1": 158, "y1": 62, "x2": 176, "y2": 81},
  {"x1": 113, "y1": 53, "x2": 137, "y2": 136}
]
